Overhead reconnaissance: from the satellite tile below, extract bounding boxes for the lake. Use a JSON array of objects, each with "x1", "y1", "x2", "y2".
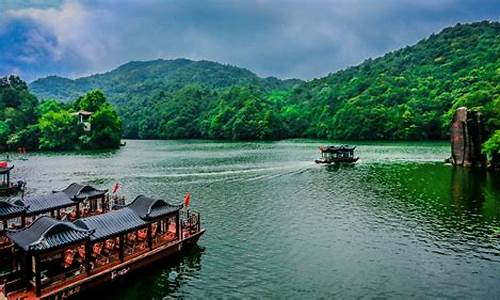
[{"x1": 6, "y1": 140, "x2": 500, "y2": 299}]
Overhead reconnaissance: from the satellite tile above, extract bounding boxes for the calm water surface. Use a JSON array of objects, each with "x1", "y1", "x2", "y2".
[{"x1": 6, "y1": 140, "x2": 500, "y2": 299}]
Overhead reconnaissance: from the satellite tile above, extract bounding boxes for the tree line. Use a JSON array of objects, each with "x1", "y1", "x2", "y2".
[{"x1": 0, "y1": 76, "x2": 122, "y2": 151}]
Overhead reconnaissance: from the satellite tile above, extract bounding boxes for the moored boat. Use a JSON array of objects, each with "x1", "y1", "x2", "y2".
[
  {"x1": 315, "y1": 145, "x2": 359, "y2": 164},
  {"x1": 0, "y1": 183, "x2": 109, "y2": 261},
  {"x1": 0, "y1": 194, "x2": 204, "y2": 299},
  {"x1": 0, "y1": 164, "x2": 25, "y2": 197}
]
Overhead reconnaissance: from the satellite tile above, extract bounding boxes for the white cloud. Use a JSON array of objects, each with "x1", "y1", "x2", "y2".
[{"x1": 6, "y1": 0, "x2": 108, "y2": 67}]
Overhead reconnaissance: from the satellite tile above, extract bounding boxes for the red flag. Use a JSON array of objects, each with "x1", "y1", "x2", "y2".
[
  {"x1": 183, "y1": 192, "x2": 191, "y2": 207},
  {"x1": 112, "y1": 182, "x2": 122, "y2": 194}
]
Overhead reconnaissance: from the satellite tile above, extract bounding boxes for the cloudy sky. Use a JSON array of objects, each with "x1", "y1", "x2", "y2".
[{"x1": 0, "y1": 0, "x2": 499, "y2": 81}]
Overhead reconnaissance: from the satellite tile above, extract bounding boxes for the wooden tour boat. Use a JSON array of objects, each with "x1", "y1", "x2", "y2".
[
  {"x1": 0, "y1": 194, "x2": 204, "y2": 299},
  {"x1": 0, "y1": 183, "x2": 109, "y2": 261},
  {"x1": 315, "y1": 145, "x2": 359, "y2": 164},
  {"x1": 0, "y1": 164, "x2": 25, "y2": 197}
]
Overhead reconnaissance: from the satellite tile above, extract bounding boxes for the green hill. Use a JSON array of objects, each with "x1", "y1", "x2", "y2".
[
  {"x1": 286, "y1": 21, "x2": 499, "y2": 140},
  {"x1": 30, "y1": 58, "x2": 301, "y2": 105},
  {"x1": 27, "y1": 21, "x2": 499, "y2": 154}
]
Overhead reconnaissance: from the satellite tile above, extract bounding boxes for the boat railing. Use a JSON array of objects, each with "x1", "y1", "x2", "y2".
[
  {"x1": 3, "y1": 272, "x2": 26, "y2": 294},
  {"x1": 180, "y1": 210, "x2": 201, "y2": 237}
]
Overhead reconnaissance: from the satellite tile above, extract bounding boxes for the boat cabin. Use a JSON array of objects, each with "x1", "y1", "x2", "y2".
[
  {"x1": 0, "y1": 164, "x2": 13, "y2": 189},
  {"x1": 0, "y1": 183, "x2": 108, "y2": 255},
  {"x1": 316, "y1": 145, "x2": 359, "y2": 164},
  {"x1": 2, "y1": 195, "x2": 201, "y2": 299},
  {"x1": 0, "y1": 164, "x2": 23, "y2": 196}
]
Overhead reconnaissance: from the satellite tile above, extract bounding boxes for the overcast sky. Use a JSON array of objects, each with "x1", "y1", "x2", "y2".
[{"x1": 0, "y1": 0, "x2": 499, "y2": 82}]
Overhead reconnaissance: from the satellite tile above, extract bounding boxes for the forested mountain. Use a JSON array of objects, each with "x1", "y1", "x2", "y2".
[
  {"x1": 30, "y1": 59, "x2": 301, "y2": 105},
  {"x1": 26, "y1": 21, "x2": 500, "y2": 159},
  {"x1": 286, "y1": 21, "x2": 499, "y2": 141}
]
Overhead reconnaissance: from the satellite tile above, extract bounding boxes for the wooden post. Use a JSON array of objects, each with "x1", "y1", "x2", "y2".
[
  {"x1": 21, "y1": 216, "x2": 25, "y2": 227},
  {"x1": 6, "y1": 170, "x2": 10, "y2": 186},
  {"x1": 176, "y1": 212, "x2": 181, "y2": 240},
  {"x1": 34, "y1": 255, "x2": 41, "y2": 297},
  {"x1": 147, "y1": 224, "x2": 152, "y2": 250},
  {"x1": 101, "y1": 196, "x2": 105, "y2": 212},
  {"x1": 119, "y1": 235, "x2": 124, "y2": 262},
  {"x1": 76, "y1": 203, "x2": 80, "y2": 218},
  {"x1": 85, "y1": 242, "x2": 91, "y2": 274},
  {"x1": 198, "y1": 214, "x2": 201, "y2": 232}
]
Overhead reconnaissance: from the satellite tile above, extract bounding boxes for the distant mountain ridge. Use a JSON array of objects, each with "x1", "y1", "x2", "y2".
[
  {"x1": 30, "y1": 58, "x2": 302, "y2": 104},
  {"x1": 27, "y1": 21, "x2": 499, "y2": 149}
]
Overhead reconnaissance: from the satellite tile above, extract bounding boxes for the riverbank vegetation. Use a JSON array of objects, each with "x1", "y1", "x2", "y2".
[{"x1": 0, "y1": 76, "x2": 121, "y2": 151}]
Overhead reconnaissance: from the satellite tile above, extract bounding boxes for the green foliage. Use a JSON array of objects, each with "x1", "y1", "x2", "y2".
[
  {"x1": 30, "y1": 59, "x2": 301, "y2": 104},
  {"x1": 76, "y1": 90, "x2": 106, "y2": 112},
  {"x1": 85, "y1": 104, "x2": 122, "y2": 149},
  {"x1": 38, "y1": 99, "x2": 64, "y2": 115},
  {"x1": 285, "y1": 21, "x2": 500, "y2": 143},
  {"x1": 0, "y1": 76, "x2": 122, "y2": 151},
  {"x1": 0, "y1": 75, "x2": 39, "y2": 150},
  {"x1": 24, "y1": 22, "x2": 500, "y2": 147},
  {"x1": 38, "y1": 110, "x2": 79, "y2": 150},
  {"x1": 482, "y1": 130, "x2": 500, "y2": 162},
  {"x1": 38, "y1": 90, "x2": 122, "y2": 150}
]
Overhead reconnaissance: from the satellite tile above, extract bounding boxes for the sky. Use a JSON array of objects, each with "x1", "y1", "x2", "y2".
[{"x1": 0, "y1": 0, "x2": 499, "y2": 82}]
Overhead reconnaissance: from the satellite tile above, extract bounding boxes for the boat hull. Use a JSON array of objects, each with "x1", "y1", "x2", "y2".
[
  {"x1": 315, "y1": 157, "x2": 359, "y2": 164},
  {"x1": 6, "y1": 230, "x2": 205, "y2": 300}
]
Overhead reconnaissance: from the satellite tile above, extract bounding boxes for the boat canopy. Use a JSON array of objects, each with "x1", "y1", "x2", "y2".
[
  {"x1": 75, "y1": 208, "x2": 147, "y2": 242},
  {"x1": 6, "y1": 216, "x2": 93, "y2": 253},
  {"x1": 127, "y1": 195, "x2": 183, "y2": 220},
  {"x1": 0, "y1": 201, "x2": 26, "y2": 219},
  {"x1": 0, "y1": 165, "x2": 13, "y2": 174},
  {"x1": 0, "y1": 183, "x2": 108, "y2": 219},
  {"x1": 15, "y1": 192, "x2": 75, "y2": 216},
  {"x1": 320, "y1": 145, "x2": 356, "y2": 153},
  {"x1": 57, "y1": 183, "x2": 108, "y2": 201}
]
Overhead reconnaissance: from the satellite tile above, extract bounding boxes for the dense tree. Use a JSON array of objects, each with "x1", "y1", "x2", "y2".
[
  {"x1": 483, "y1": 130, "x2": 500, "y2": 163},
  {"x1": 85, "y1": 104, "x2": 122, "y2": 149},
  {"x1": 0, "y1": 78, "x2": 122, "y2": 151},
  {"x1": 0, "y1": 75, "x2": 39, "y2": 150},
  {"x1": 38, "y1": 110, "x2": 79, "y2": 150}
]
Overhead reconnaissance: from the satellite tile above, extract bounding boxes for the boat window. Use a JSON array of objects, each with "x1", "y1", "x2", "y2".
[
  {"x1": 124, "y1": 228, "x2": 149, "y2": 258},
  {"x1": 36, "y1": 244, "x2": 86, "y2": 292},
  {"x1": 7, "y1": 217, "x2": 22, "y2": 229},
  {"x1": 152, "y1": 216, "x2": 177, "y2": 248},
  {"x1": 90, "y1": 237, "x2": 120, "y2": 271}
]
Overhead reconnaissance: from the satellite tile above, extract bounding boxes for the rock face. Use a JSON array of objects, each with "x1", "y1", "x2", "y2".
[{"x1": 450, "y1": 107, "x2": 487, "y2": 167}]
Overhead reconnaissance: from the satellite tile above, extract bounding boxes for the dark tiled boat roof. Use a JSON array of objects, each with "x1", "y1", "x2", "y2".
[
  {"x1": 6, "y1": 183, "x2": 108, "y2": 217},
  {"x1": 0, "y1": 165, "x2": 14, "y2": 174},
  {"x1": 127, "y1": 195, "x2": 182, "y2": 220},
  {"x1": 58, "y1": 183, "x2": 107, "y2": 200},
  {"x1": 320, "y1": 145, "x2": 356, "y2": 153},
  {"x1": 0, "y1": 201, "x2": 26, "y2": 219},
  {"x1": 75, "y1": 208, "x2": 147, "y2": 242},
  {"x1": 6, "y1": 216, "x2": 92, "y2": 252},
  {"x1": 16, "y1": 192, "x2": 74, "y2": 215}
]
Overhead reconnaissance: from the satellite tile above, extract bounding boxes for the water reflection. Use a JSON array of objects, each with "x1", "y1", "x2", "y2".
[
  {"x1": 3, "y1": 140, "x2": 499, "y2": 299},
  {"x1": 76, "y1": 246, "x2": 205, "y2": 300}
]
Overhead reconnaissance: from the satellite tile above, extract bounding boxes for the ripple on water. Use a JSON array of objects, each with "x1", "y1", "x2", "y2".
[{"x1": 8, "y1": 140, "x2": 500, "y2": 299}]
